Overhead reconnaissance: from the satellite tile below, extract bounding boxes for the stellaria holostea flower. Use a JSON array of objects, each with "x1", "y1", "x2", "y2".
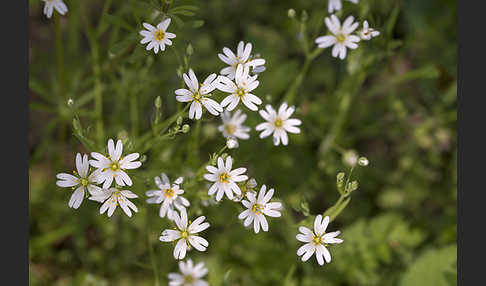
[
  {"x1": 238, "y1": 185, "x2": 282, "y2": 233},
  {"x1": 42, "y1": 0, "x2": 68, "y2": 18},
  {"x1": 146, "y1": 173, "x2": 190, "y2": 220},
  {"x1": 256, "y1": 102, "x2": 302, "y2": 146},
  {"x1": 296, "y1": 215, "x2": 343, "y2": 266},
  {"x1": 160, "y1": 208, "x2": 210, "y2": 260},
  {"x1": 168, "y1": 259, "x2": 209, "y2": 286},
  {"x1": 89, "y1": 139, "x2": 142, "y2": 189},
  {"x1": 315, "y1": 15, "x2": 360, "y2": 60},
  {"x1": 175, "y1": 69, "x2": 223, "y2": 120},
  {"x1": 139, "y1": 18, "x2": 176, "y2": 54},
  {"x1": 89, "y1": 187, "x2": 139, "y2": 217},
  {"x1": 203, "y1": 156, "x2": 248, "y2": 201},
  {"x1": 218, "y1": 41, "x2": 266, "y2": 80},
  {"x1": 56, "y1": 153, "x2": 102, "y2": 209},
  {"x1": 216, "y1": 64, "x2": 262, "y2": 111}
]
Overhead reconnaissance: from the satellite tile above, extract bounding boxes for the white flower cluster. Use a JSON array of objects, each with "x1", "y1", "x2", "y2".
[
  {"x1": 315, "y1": 14, "x2": 380, "y2": 60},
  {"x1": 56, "y1": 139, "x2": 142, "y2": 217}
]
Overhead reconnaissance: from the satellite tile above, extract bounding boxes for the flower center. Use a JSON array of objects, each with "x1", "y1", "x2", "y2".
[
  {"x1": 251, "y1": 203, "x2": 264, "y2": 215},
  {"x1": 274, "y1": 118, "x2": 283, "y2": 128},
  {"x1": 110, "y1": 162, "x2": 120, "y2": 171},
  {"x1": 336, "y1": 34, "x2": 346, "y2": 43},
  {"x1": 80, "y1": 178, "x2": 89, "y2": 187},
  {"x1": 192, "y1": 91, "x2": 202, "y2": 102},
  {"x1": 154, "y1": 30, "x2": 165, "y2": 41},
  {"x1": 312, "y1": 233, "x2": 324, "y2": 245},
  {"x1": 224, "y1": 123, "x2": 237, "y2": 135},
  {"x1": 236, "y1": 87, "x2": 246, "y2": 98},
  {"x1": 164, "y1": 188, "x2": 175, "y2": 198},
  {"x1": 181, "y1": 230, "x2": 189, "y2": 239},
  {"x1": 183, "y1": 275, "x2": 195, "y2": 284},
  {"x1": 219, "y1": 172, "x2": 230, "y2": 183}
]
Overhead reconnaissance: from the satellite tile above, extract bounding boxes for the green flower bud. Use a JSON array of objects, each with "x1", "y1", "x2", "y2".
[
  {"x1": 176, "y1": 116, "x2": 183, "y2": 126},
  {"x1": 186, "y1": 44, "x2": 193, "y2": 56},
  {"x1": 288, "y1": 9, "x2": 296, "y2": 18},
  {"x1": 155, "y1": 96, "x2": 162, "y2": 109},
  {"x1": 182, "y1": 124, "x2": 190, "y2": 133}
]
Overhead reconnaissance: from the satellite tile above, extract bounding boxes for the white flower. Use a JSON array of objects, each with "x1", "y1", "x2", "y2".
[
  {"x1": 359, "y1": 20, "x2": 380, "y2": 40},
  {"x1": 203, "y1": 156, "x2": 248, "y2": 201},
  {"x1": 160, "y1": 208, "x2": 210, "y2": 260},
  {"x1": 146, "y1": 173, "x2": 190, "y2": 220},
  {"x1": 256, "y1": 102, "x2": 302, "y2": 146},
  {"x1": 296, "y1": 215, "x2": 343, "y2": 266},
  {"x1": 168, "y1": 259, "x2": 208, "y2": 286},
  {"x1": 89, "y1": 188, "x2": 139, "y2": 217},
  {"x1": 328, "y1": 0, "x2": 358, "y2": 13},
  {"x1": 218, "y1": 41, "x2": 266, "y2": 80},
  {"x1": 56, "y1": 153, "x2": 102, "y2": 209},
  {"x1": 139, "y1": 18, "x2": 176, "y2": 54},
  {"x1": 42, "y1": 0, "x2": 68, "y2": 18},
  {"x1": 89, "y1": 139, "x2": 142, "y2": 189},
  {"x1": 218, "y1": 109, "x2": 251, "y2": 140},
  {"x1": 238, "y1": 185, "x2": 282, "y2": 233},
  {"x1": 216, "y1": 64, "x2": 262, "y2": 111},
  {"x1": 226, "y1": 137, "x2": 239, "y2": 149},
  {"x1": 315, "y1": 15, "x2": 361, "y2": 60},
  {"x1": 175, "y1": 69, "x2": 223, "y2": 120}
]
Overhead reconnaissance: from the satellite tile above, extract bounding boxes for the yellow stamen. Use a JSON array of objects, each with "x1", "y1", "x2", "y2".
[
  {"x1": 80, "y1": 178, "x2": 89, "y2": 187},
  {"x1": 219, "y1": 172, "x2": 230, "y2": 183},
  {"x1": 251, "y1": 203, "x2": 264, "y2": 215},
  {"x1": 236, "y1": 87, "x2": 246, "y2": 98},
  {"x1": 192, "y1": 91, "x2": 202, "y2": 102},
  {"x1": 183, "y1": 275, "x2": 195, "y2": 284},
  {"x1": 154, "y1": 30, "x2": 165, "y2": 41},
  {"x1": 274, "y1": 118, "x2": 283, "y2": 128},
  {"x1": 181, "y1": 230, "x2": 189, "y2": 239},
  {"x1": 312, "y1": 233, "x2": 325, "y2": 245},
  {"x1": 110, "y1": 162, "x2": 119, "y2": 171},
  {"x1": 164, "y1": 188, "x2": 175, "y2": 198},
  {"x1": 336, "y1": 34, "x2": 346, "y2": 43},
  {"x1": 224, "y1": 124, "x2": 237, "y2": 135}
]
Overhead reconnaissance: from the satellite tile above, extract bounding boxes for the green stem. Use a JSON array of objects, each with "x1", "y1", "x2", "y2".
[
  {"x1": 54, "y1": 14, "x2": 65, "y2": 98},
  {"x1": 130, "y1": 93, "x2": 139, "y2": 137},
  {"x1": 147, "y1": 216, "x2": 160, "y2": 286},
  {"x1": 283, "y1": 48, "x2": 323, "y2": 105}
]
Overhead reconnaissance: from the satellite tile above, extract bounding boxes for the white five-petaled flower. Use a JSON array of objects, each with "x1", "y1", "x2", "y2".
[
  {"x1": 296, "y1": 215, "x2": 343, "y2": 266},
  {"x1": 218, "y1": 41, "x2": 266, "y2": 80},
  {"x1": 168, "y1": 259, "x2": 209, "y2": 286},
  {"x1": 216, "y1": 64, "x2": 262, "y2": 111},
  {"x1": 238, "y1": 185, "x2": 282, "y2": 233},
  {"x1": 146, "y1": 173, "x2": 190, "y2": 220},
  {"x1": 89, "y1": 139, "x2": 142, "y2": 189},
  {"x1": 175, "y1": 69, "x2": 223, "y2": 120},
  {"x1": 160, "y1": 208, "x2": 210, "y2": 260},
  {"x1": 359, "y1": 20, "x2": 380, "y2": 40},
  {"x1": 315, "y1": 15, "x2": 360, "y2": 60},
  {"x1": 328, "y1": 0, "x2": 358, "y2": 13},
  {"x1": 203, "y1": 156, "x2": 248, "y2": 201},
  {"x1": 218, "y1": 109, "x2": 251, "y2": 140},
  {"x1": 256, "y1": 102, "x2": 302, "y2": 146},
  {"x1": 89, "y1": 188, "x2": 139, "y2": 217},
  {"x1": 139, "y1": 18, "x2": 176, "y2": 54},
  {"x1": 56, "y1": 153, "x2": 102, "y2": 209},
  {"x1": 42, "y1": 0, "x2": 68, "y2": 18}
]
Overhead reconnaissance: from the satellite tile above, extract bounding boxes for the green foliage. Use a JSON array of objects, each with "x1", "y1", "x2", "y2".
[{"x1": 29, "y1": 0, "x2": 456, "y2": 285}]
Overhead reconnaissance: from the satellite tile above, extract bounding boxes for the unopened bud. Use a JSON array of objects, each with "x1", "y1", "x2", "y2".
[
  {"x1": 67, "y1": 98, "x2": 74, "y2": 107},
  {"x1": 182, "y1": 124, "x2": 190, "y2": 133},
  {"x1": 301, "y1": 10, "x2": 308, "y2": 22},
  {"x1": 226, "y1": 138, "x2": 239, "y2": 149},
  {"x1": 358, "y1": 157, "x2": 369, "y2": 166},
  {"x1": 176, "y1": 116, "x2": 183, "y2": 125},
  {"x1": 186, "y1": 44, "x2": 193, "y2": 56},
  {"x1": 288, "y1": 9, "x2": 296, "y2": 18},
  {"x1": 155, "y1": 96, "x2": 162, "y2": 109},
  {"x1": 247, "y1": 178, "x2": 257, "y2": 188},
  {"x1": 140, "y1": 154, "x2": 147, "y2": 163}
]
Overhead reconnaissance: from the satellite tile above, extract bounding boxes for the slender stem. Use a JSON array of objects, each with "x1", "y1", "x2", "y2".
[
  {"x1": 54, "y1": 14, "x2": 65, "y2": 98},
  {"x1": 147, "y1": 215, "x2": 160, "y2": 286},
  {"x1": 130, "y1": 93, "x2": 139, "y2": 137},
  {"x1": 283, "y1": 48, "x2": 323, "y2": 105}
]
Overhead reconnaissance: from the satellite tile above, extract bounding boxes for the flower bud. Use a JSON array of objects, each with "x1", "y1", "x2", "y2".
[
  {"x1": 226, "y1": 138, "x2": 239, "y2": 149},
  {"x1": 67, "y1": 98, "x2": 74, "y2": 107},
  {"x1": 140, "y1": 154, "x2": 147, "y2": 163},
  {"x1": 288, "y1": 9, "x2": 296, "y2": 18},
  {"x1": 358, "y1": 157, "x2": 369, "y2": 166},
  {"x1": 301, "y1": 10, "x2": 308, "y2": 22},
  {"x1": 182, "y1": 124, "x2": 190, "y2": 133},
  {"x1": 154, "y1": 96, "x2": 162, "y2": 109},
  {"x1": 186, "y1": 44, "x2": 193, "y2": 56},
  {"x1": 176, "y1": 116, "x2": 183, "y2": 126}
]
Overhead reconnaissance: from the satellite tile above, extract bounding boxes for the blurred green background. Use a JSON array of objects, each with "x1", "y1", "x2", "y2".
[{"x1": 29, "y1": 0, "x2": 457, "y2": 285}]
